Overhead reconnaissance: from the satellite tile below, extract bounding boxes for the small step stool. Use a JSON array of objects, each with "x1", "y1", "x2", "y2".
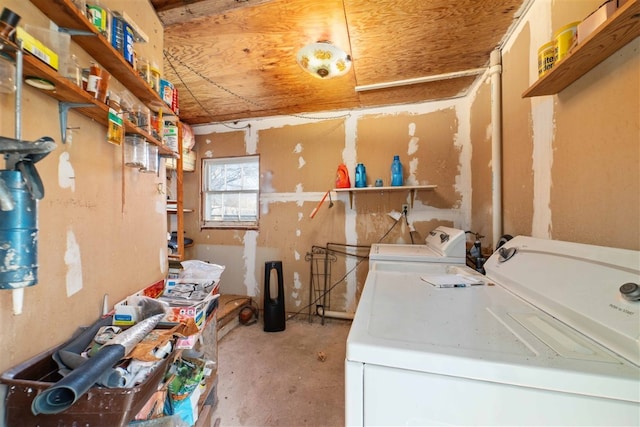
[{"x1": 216, "y1": 294, "x2": 252, "y2": 340}]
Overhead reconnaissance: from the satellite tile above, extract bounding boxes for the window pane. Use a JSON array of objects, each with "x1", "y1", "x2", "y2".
[
  {"x1": 207, "y1": 165, "x2": 226, "y2": 191},
  {"x1": 204, "y1": 192, "x2": 258, "y2": 221},
  {"x1": 224, "y1": 165, "x2": 245, "y2": 191},
  {"x1": 202, "y1": 155, "x2": 259, "y2": 227}
]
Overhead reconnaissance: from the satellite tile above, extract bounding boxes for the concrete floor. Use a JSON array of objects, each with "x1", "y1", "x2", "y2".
[{"x1": 212, "y1": 316, "x2": 352, "y2": 426}]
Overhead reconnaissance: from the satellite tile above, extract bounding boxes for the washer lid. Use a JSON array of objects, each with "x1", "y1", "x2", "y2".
[
  {"x1": 484, "y1": 236, "x2": 640, "y2": 367},
  {"x1": 347, "y1": 262, "x2": 639, "y2": 402}
]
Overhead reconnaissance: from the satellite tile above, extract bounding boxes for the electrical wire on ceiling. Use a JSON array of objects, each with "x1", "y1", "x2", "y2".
[{"x1": 163, "y1": 49, "x2": 351, "y2": 125}]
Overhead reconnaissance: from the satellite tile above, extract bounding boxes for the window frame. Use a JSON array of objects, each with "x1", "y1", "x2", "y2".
[{"x1": 200, "y1": 155, "x2": 260, "y2": 229}]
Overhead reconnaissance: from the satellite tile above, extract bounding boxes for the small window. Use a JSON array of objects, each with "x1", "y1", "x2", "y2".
[{"x1": 201, "y1": 155, "x2": 260, "y2": 228}]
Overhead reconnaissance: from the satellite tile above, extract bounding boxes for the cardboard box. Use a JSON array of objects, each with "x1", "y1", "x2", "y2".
[
  {"x1": 166, "y1": 148, "x2": 196, "y2": 171},
  {"x1": 578, "y1": 0, "x2": 618, "y2": 44},
  {"x1": 160, "y1": 279, "x2": 219, "y2": 329},
  {"x1": 15, "y1": 27, "x2": 62, "y2": 70},
  {"x1": 113, "y1": 279, "x2": 219, "y2": 328}
]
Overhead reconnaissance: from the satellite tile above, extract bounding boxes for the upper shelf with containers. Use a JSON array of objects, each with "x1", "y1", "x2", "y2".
[
  {"x1": 28, "y1": 0, "x2": 177, "y2": 112},
  {"x1": 523, "y1": 0, "x2": 640, "y2": 97},
  {"x1": 3, "y1": 0, "x2": 181, "y2": 156}
]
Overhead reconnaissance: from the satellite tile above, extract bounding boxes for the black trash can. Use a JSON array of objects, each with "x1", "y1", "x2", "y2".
[{"x1": 263, "y1": 260, "x2": 286, "y2": 332}]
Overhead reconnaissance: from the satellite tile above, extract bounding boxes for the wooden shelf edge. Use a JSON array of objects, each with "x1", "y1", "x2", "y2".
[
  {"x1": 523, "y1": 0, "x2": 640, "y2": 97},
  {"x1": 334, "y1": 184, "x2": 437, "y2": 192},
  {"x1": 333, "y1": 185, "x2": 437, "y2": 208}
]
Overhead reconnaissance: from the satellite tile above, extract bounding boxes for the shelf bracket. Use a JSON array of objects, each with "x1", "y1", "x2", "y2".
[
  {"x1": 59, "y1": 102, "x2": 96, "y2": 144},
  {"x1": 58, "y1": 28, "x2": 96, "y2": 37}
]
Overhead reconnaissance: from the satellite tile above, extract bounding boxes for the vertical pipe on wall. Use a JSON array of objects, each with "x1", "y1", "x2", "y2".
[
  {"x1": 14, "y1": 48, "x2": 24, "y2": 315},
  {"x1": 489, "y1": 49, "x2": 503, "y2": 248}
]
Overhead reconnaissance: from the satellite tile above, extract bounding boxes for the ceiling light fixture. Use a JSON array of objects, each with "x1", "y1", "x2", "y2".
[{"x1": 296, "y1": 41, "x2": 351, "y2": 79}]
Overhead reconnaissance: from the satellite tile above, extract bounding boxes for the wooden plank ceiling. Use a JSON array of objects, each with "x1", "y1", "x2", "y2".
[{"x1": 152, "y1": 0, "x2": 528, "y2": 125}]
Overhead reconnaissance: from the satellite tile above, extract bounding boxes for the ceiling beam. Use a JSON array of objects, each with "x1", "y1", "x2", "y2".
[{"x1": 152, "y1": 0, "x2": 279, "y2": 26}]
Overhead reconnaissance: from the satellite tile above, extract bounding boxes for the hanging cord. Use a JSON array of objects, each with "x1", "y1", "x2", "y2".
[
  {"x1": 163, "y1": 49, "x2": 351, "y2": 123},
  {"x1": 287, "y1": 216, "x2": 403, "y2": 321},
  {"x1": 164, "y1": 50, "x2": 219, "y2": 123}
]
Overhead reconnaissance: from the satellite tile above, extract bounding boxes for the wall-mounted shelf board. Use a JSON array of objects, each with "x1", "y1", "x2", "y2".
[
  {"x1": 29, "y1": 0, "x2": 170, "y2": 110},
  {"x1": 334, "y1": 184, "x2": 437, "y2": 208},
  {"x1": 523, "y1": 0, "x2": 640, "y2": 97}
]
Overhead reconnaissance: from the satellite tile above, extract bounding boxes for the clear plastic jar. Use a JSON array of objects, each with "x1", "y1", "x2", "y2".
[
  {"x1": 0, "y1": 53, "x2": 16, "y2": 94},
  {"x1": 124, "y1": 134, "x2": 147, "y2": 168},
  {"x1": 141, "y1": 143, "x2": 159, "y2": 174},
  {"x1": 135, "y1": 104, "x2": 151, "y2": 133}
]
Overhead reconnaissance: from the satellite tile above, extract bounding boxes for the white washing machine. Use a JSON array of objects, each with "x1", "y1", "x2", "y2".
[
  {"x1": 368, "y1": 225, "x2": 466, "y2": 268},
  {"x1": 346, "y1": 236, "x2": 640, "y2": 426}
]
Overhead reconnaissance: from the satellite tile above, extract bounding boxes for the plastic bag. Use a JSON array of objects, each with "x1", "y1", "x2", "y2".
[{"x1": 180, "y1": 260, "x2": 225, "y2": 282}]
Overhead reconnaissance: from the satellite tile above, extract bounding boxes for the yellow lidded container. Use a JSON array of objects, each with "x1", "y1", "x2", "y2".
[
  {"x1": 537, "y1": 41, "x2": 555, "y2": 77},
  {"x1": 553, "y1": 21, "x2": 580, "y2": 63}
]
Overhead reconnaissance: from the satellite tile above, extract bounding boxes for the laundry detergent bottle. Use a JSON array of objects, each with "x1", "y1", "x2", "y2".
[
  {"x1": 390, "y1": 155, "x2": 403, "y2": 186},
  {"x1": 355, "y1": 163, "x2": 367, "y2": 188}
]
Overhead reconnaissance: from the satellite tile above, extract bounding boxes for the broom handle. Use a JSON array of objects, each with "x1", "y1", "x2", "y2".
[{"x1": 309, "y1": 190, "x2": 330, "y2": 218}]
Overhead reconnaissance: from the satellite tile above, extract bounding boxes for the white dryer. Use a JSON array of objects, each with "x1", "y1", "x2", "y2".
[{"x1": 368, "y1": 225, "x2": 466, "y2": 267}]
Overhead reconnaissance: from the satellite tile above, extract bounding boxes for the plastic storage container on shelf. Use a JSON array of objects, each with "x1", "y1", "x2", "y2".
[
  {"x1": 554, "y1": 21, "x2": 580, "y2": 62},
  {"x1": 124, "y1": 134, "x2": 147, "y2": 168},
  {"x1": 163, "y1": 116, "x2": 179, "y2": 153},
  {"x1": 86, "y1": 2, "x2": 111, "y2": 41},
  {"x1": 142, "y1": 143, "x2": 159, "y2": 174}
]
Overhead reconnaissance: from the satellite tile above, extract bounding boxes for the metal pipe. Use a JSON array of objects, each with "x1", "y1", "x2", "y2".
[
  {"x1": 321, "y1": 309, "x2": 354, "y2": 320},
  {"x1": 13, "y1": 47, "x2": 24, "y2": 315},
  {"x1": 15, "y1": 49, "x2": 21, "y2": 140},
  {"x1": 489, "y1": 49, "x2": 503, "y2": 248},
  {"x1": 355, "y1": 67, "x2": 487, "y2": 92},
  {"x1": 317, "y1": 304, "x2": 354, "y2": 320}
]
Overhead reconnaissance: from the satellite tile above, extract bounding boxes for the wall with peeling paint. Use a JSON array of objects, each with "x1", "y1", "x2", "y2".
[
  {"x1": 185, "y1": 101, "x2": 472, "y2": 316},
  {"x1": 0, "y1": 1, "x2": 167, "y2": 373},
  {"x1": 499, "y1": 0, "x2": 639, "y2": 249}
]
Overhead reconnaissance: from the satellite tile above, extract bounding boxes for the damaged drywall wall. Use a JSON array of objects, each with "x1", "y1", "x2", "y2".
[{"x1": 187, "y1": 99, "x2": 471, "y2": 315}]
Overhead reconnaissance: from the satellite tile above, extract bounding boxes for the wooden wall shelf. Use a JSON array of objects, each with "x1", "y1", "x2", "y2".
[
  {"x1": 523, "y1": 0, "x2": 640, "y2": 97},
  {"x1": 29, "y1": 0, "x2": 168, "y2": 109},
  {"x1": 334, "y1": 184, "x2": 437, "y2": 208}
]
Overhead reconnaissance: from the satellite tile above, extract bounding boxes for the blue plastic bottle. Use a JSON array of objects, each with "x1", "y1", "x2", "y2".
[
  {"x1": 355, "y1": 163, "x2": 367, "y2": 188},
  {"x1": 391, "y1": 155, "x2": 403, "y2": 186}
]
